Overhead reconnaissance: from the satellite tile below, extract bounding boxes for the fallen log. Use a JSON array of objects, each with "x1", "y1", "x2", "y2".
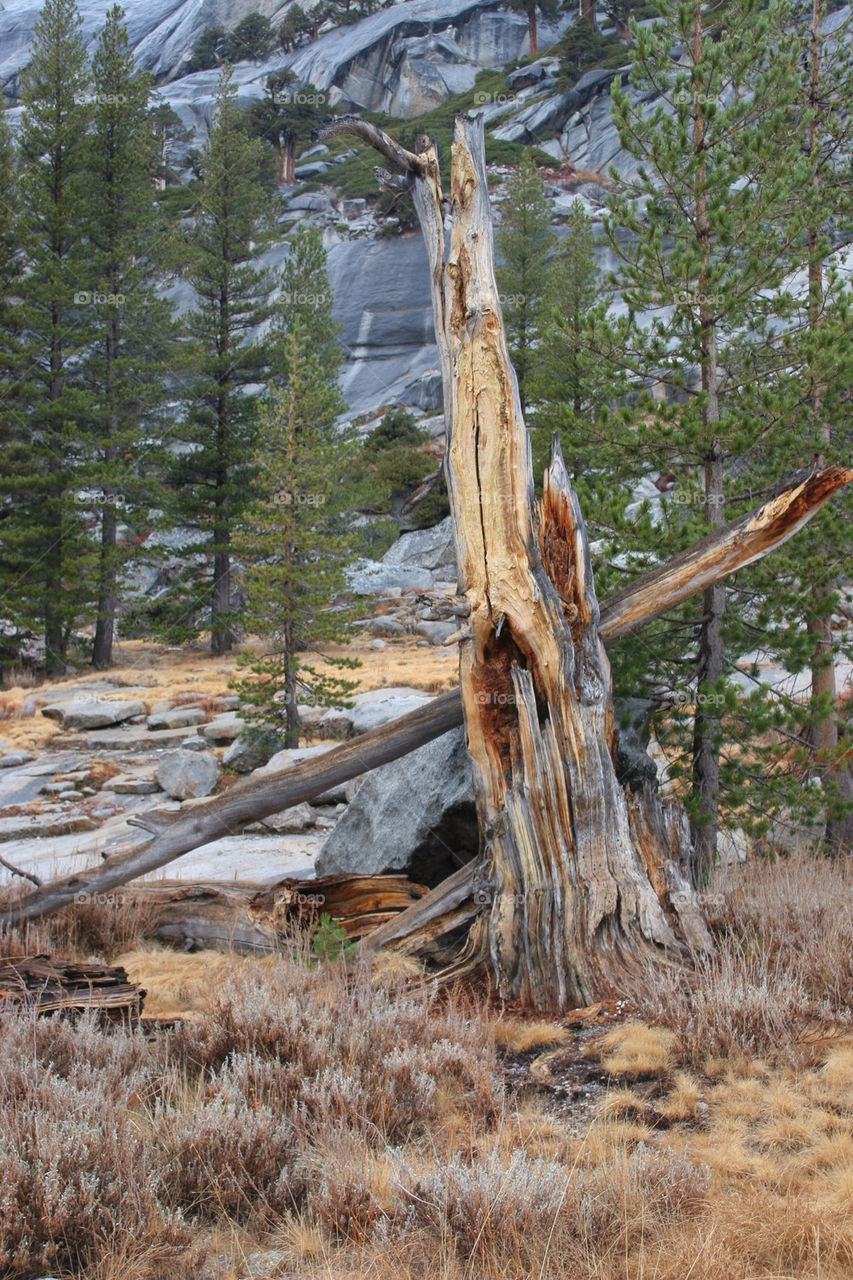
[
  {"x1": 2, "y1": 463, "x2": 848, "y2": 932},
  {"x1": 127, "y1": 873, "x2": 428, "y2": 953},
  {"x1": 599, "y1": 464, "x2": 853, "y2": 641},
  {"x1": 0, "y1": 955, "x2": 145, "y2": 1020}
]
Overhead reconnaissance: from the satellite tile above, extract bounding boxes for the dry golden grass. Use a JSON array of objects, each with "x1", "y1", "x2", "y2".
[
  {"x1": 114, "y1": 946, "x2": 251, "y2": 1019},
  {"x1": 0, "y1": 634, "x2": 457, "y2": 751},
  {"x1": 490, "y1": 1017, "x2": 571, "y2": 1054},
  {"x1": 597, "y1": 1020, "x2": 676, "y2": 1077}
]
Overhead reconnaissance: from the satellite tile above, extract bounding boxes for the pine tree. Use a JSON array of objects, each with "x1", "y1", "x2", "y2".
[
  {"x1": 172, "y1": 64, "x2": 272, "y2": 654},
  {"x1": 223, "y1": 13, "x2": 275, "y2": 63},
  {"x1": 602, "y1": 0, "x2": 805, "y2": 880},
  {"x1": 235, "y1": 229, "x2": 360, "y2": 748},
  {"x1": 83, "y1": 4, "x2": 176, "y2": 669},
  {"x1": 495, "y1": 153, "x2": 555, "y2": 412},
  {"x1": 3, "y1": 0, "x2": 94, "y2": 673},
  {"x1": 0, "y1": 103, "x2": 21, "y2": 398},
  {"x1": 506, "y1": 0, "x2": 560, "y2": 56},
  {"x1": 528, "y1": 199, "x2": 615, "y2": 474},
  {"x1": 0, "y1": 105, "x2": 24, "y2": 669},
  {"x1": 248, "y1": 72, "x2": 322, "y2": 186},
  {"x1": 735, "y1": 0, "x2": 853, "y2": 850}
]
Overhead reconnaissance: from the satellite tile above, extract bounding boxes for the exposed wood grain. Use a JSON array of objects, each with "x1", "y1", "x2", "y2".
[
  {"x1": 128, "y1": 873, "x2": 428, "y2": 953},
  {"x1": 599, "y1": 464, "x2": 853, "y2": 641},
  {"x1": 0, "y1": 956, "x2": 145, "y2": 1018}
]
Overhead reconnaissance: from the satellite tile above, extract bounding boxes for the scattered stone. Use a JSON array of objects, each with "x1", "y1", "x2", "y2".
[
  {"x1": 56, "y1": 790, "x2": 83, "y2": 801},
  {"x1": 147, "y1": 706, "x2": 206, "y2": 731},
  {"x1": 41, "y1": 699, "x2": 146, "y2": 730},
  {"x1": 147, "y1": 699, "x2": 176, "y2": 716},
  {"x1": 0, "y1": 750, "x2": 34, "y2": 768},
  {"x1": 223, "y1": 732, "x2": 280, "y2": 774},
  {"x1": 294, "y1": 159, "x2": 329, "y2": 179},
  {"x1": 317, "y1": 726, "x2": 477, "y2": 885},
  {"x1": 262, "y1": 802, "x2": 316, "y2": 833},
  {"x1": 201, "y1": 714, "x2": 244, "y2": 743},
  {"x1": 85, "y1": 725, "x2": 195, "y2": 753},
  {"x1": 414, "y1": 620, "x2": 457, "y2": 646},
  {"x1": 104, "y1": 774, "x2": 161, "y2": 795},
  {"x1": 156, "y1": 750, "x2": 219, "y2": 800},
  {"x1": 366, "y1": 616, "x2": 406, "y2": 637},
  {"x1": 180, "y1": 736, "x2": 207, "y2": 752},
  {"x1": 370, "y1": 638, "x2": 387, "y2": 650}
]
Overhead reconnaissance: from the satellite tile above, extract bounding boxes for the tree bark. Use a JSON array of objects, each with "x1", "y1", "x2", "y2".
[
  {"x1": 93, "y1": 306, "x2": 121, "y2": 671},
  {"x1": 689, "y1": 22, "x2": 726, "y2": 887},
  {"x1": 527, "y1": 7, "x2": 538, "y2": 58},
  {"x1": 211, "y1": 542, "x2": 232, "y2": 653},
  {"x1": 92, "y1": 500, "x2": 117, "y2": 670},
  {"x1": 801, "y1": 0, "x2": 853, "y2": 852},
  {"x1": 581, "y1": 0, "x2": 598, "y2": 32}
]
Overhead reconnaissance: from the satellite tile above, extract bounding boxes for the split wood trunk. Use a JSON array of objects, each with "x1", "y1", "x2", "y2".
[
  {"x1": 0, "y1": 956, "x2": 145, "y2": 1020},
  {"x1": 358, "y1": 113, "x2": 709, "y2": 1009}
]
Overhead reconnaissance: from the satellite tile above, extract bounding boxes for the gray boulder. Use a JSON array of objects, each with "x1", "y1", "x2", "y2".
[
  {"x1": 328, "y1": 686, "x2": 432, "y2": 736},
  {"x1": 383, "y1": 517, "x2": 456, "y2": 574},
  {"x1": 201, "y1": 713, "x2": 244, "y2": 743},
  {"x1": 156, "y1": 750, "x2": 219, "y2": 800},
  {"x1": 366, "y1": 615, "x2": 407, "y2": 637},
  {"x1": 505, "y1": 58, "x2": 558, "y2": 90},
  {"x1": 223, "y1": 732, "x2": 280, "y2": 774},
  {"x1": 414, "y1": 620, "x2": 457, "y2": 646},
  {"x1": 262, "y1": 802, "x2": 316, "y2": 833},
  {"x1": 0, "y1": 749, "x2": 35, "y2": 768},
  {"x1": 294, "y1": 160, "x2": 329, "y2": 179},
  {"x1": 41, "y1": 699, "x2": 146, "y2": 730},
  {"x1": 346, "y1": 560, "x2": 434, "y2": 595},
  {"x1": 104, "y1": 774, "x2": 161, "y2": 795},
  {"x1": 257, "y1": 743, "x2": 356, "y2": 805},
  {"x1": 147, "y1": 706, "x2": 206, "y2": 731},
  {"x1": 316, "y1": 725, "x2": 478, "y2": 885}
]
